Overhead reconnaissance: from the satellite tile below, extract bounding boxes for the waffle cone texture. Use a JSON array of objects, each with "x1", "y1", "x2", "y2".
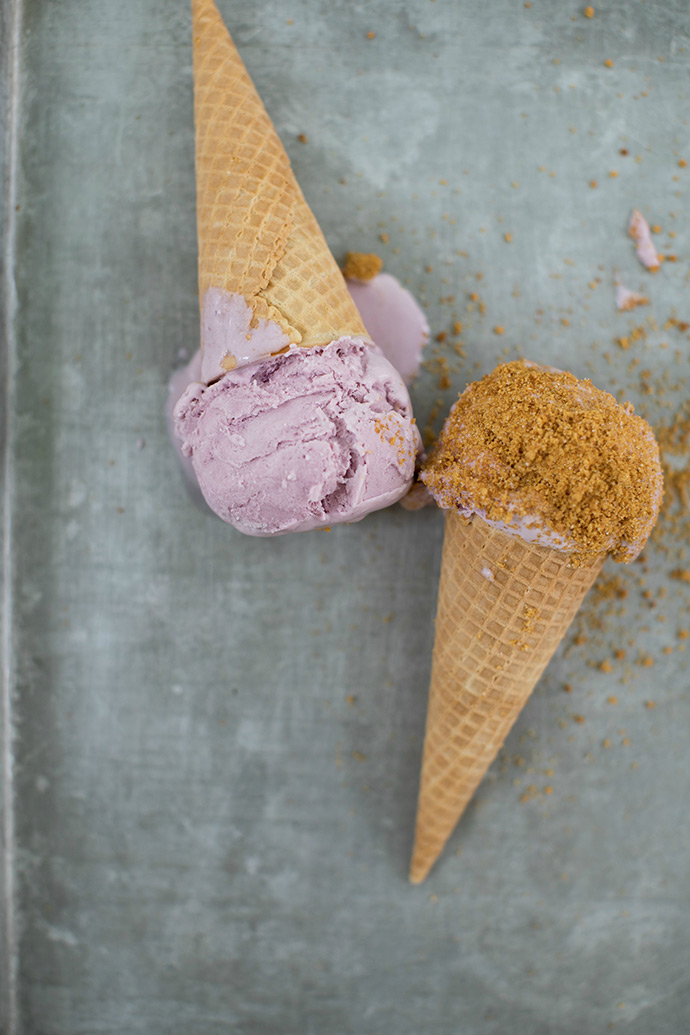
[
  {"x1": 410, "y1": 512, "x2": 604, "y2": 884},
  {"x1": 191, "y1": 0, "x2": 366, "y2": 351}
]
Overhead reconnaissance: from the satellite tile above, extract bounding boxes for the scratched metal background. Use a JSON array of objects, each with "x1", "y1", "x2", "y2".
[{"x1": 2, "y1": 1, "x2": 690, "y2": 1032}]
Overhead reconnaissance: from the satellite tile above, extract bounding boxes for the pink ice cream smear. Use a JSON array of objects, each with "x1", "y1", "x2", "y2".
[
  {"x1": 346, "y1": 272, "x2": 429, "y2": 383},
  {"x1": 174, "y1": 338, "x2": 422, "y2": 536},
  {"x1": 628, "y1": 210, "x2": 661, "y2": 272},
  {"x1": 614, "y1": 281, "x2": 650, "y2": 311}
]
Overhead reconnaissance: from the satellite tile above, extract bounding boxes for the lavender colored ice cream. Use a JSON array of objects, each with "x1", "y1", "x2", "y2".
[{"x1": 174, "y1": 337, "x2": 421, "y2": 536}]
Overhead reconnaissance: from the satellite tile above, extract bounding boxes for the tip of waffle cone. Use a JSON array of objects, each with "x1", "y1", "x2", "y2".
[
  {"x1": 409, "y1": 840, "x2": 442, "y2": 884},
  {"x1": 409, "y1": 863, "x2": 430, "y2": 885}
]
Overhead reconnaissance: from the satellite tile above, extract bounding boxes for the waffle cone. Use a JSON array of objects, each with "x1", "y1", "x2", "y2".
[
  {"x1": 191, "y1": 0, "x2": 366, "y2": 355},
  {"x1": 410, "y1": 511, "x2": 603, "y2": 883}
]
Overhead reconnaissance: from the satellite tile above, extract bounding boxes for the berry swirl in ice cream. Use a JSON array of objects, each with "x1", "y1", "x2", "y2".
[{"x1": 421, "y1": 360, "x2": 663, "y2": 563}]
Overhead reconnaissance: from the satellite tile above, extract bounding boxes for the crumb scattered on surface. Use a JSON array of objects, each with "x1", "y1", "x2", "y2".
[{"x1": 615, "y1": 283, "x2": 650, "y2": 312}]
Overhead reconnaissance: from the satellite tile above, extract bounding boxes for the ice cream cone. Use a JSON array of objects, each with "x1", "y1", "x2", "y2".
[
  {"x1": 409, "y1": 511, "x2": 604, "y2": 884},
  {"x1": 191, "y1": 0, "x2": 366, "y2": 358}
]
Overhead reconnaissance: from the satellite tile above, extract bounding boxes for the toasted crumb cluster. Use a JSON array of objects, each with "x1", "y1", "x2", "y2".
[
  {"x1": 342, "y1": 251, "x2": 383, "y2": 282},
  {"x1": 421, "y1": 361, "x2": 664, "y2": 563}
]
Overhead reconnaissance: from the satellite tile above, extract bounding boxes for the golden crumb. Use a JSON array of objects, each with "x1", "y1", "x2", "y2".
[
  {"x1": 366, "y1": 31, "x2": 376, "y2": 39},
  {"x1": 600, "y1": 660, "x2": 614, "y2": 673},
  {"x1": 297, "y1": 133, "x2": 308, "y2": 144},
  {"x1": 342, "y1": 252, "x2": 382, "y2": 282},
  {"x1": 379, "y1": 232, "x2": 389, "y2": 244},
  {"x1": 522, "y1": 606, "x2": 540, "y2": 636},
  {"x1": 607, "y1": 695, "x2": 618, "y2": 704},
  {"x1": 589, "y1": 179, "x2": 598, "y2": 189},
  {"x1": 494, "y1": 325, "x2": 505, "y2": 335},
  {"x1": 645, "y1": 700, "x2": 656, "y2": 709},
  {"x1": 221, "y1": 354, "x2": 237, "y2": 371},
  {"x1": 504, "y1": 232, "x2": 513, "y2": 243},
  {"x1": 604, "y1": 58, "x2": 614, "y2": 68},
  {"x1": 453, "y1": 321, "x2": 463, "y2": 335},
  {"x1": 609, "y1": 170, "x2": 619, "y2": 178},
  {"x1": 584, "y1": 5, "x2": 595, "y2": 16},
  {"x1": 679, "y1": 158, "x2": 687, "y2": 168}
]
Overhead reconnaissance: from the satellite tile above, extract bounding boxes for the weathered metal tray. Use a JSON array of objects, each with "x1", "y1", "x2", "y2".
[{"x1": 2, "y1": 1, "x2": 689, "y2": 1031}]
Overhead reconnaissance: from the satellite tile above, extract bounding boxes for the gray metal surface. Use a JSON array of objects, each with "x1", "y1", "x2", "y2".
[{"x1": 2, "y1": 1, "x2": 690, "y2": 1032}]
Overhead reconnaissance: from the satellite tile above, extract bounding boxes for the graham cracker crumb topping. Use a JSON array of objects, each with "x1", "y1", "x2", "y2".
[{"x1": 421, "y1": 361, "x2": 663, "y2": 563}]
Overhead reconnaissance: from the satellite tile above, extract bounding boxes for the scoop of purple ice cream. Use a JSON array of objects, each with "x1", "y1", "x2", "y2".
[{"x1": 174, "y1": 337, "x2": 422, "y2": 536}]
